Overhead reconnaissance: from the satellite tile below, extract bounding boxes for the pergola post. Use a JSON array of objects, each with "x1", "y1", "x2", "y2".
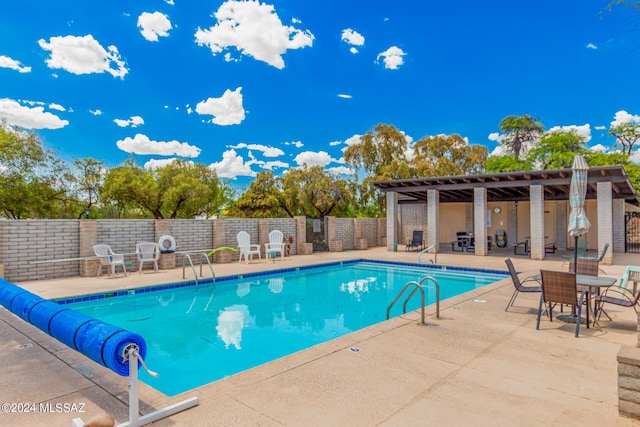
[
  {"x1": 427, "y1": 190, "x2": 439, "y2": 251},
  {"x1": 473, "y1": 188, "x2": 487, "y2": 256},
  {"x1": 529, "y1": 185, "x2": 545, "y2": 260}
]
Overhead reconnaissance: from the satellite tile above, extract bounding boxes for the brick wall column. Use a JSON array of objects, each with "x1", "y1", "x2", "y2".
[
  {"x1": 258, "y1": 219, "x2": 270, "y2": 256},
  {"x1": 618, "y1": 346, "x2": 640, "y2": 420},
  {"x1": 473, "y1": 188, "x2": 487, "y2": 256},
  {"x1": 295, "y1": 215, "x2": 312, "y2": 255},
  {"x1": 597, "y1": 181, "x2": 614, "y2": 265},
  {"x1": 79, "y1": 219, "x2": 98, "y2": 277},
  {"x1": 529, "y1": 185, "x2": 545, "y2": 260},
  {"x1": 212, "y1": 219, "x2": 232, "y2": 263},
  {"x1": 377, "y1": 218, "x2": 386, "y2": 246},
  {"x1": 386, "y1": 192, "x2": 398, "y2": 251}
]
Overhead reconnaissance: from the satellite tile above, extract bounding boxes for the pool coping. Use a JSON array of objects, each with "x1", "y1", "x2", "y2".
[{"x1": 54, "y1": 258, "x2": 509, "y2": 305}]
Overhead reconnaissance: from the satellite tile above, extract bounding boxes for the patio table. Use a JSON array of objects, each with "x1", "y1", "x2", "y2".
[{"x1": 533, "y1": 273, "x2": 616, "y2": 329}]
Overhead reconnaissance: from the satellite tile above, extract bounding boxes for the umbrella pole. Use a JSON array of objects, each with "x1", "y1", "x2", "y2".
[{"x1": 573, "y1": 235, "x2": 578, "y2": 273}]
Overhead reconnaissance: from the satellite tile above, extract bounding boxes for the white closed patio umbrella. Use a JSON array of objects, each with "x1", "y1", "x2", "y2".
[{"x1": 568, "y1": 154, "x2": 591, "y2": 272}]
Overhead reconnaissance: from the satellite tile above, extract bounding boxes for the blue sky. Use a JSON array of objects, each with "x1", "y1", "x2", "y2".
[{"x1": 1, "y1": 0, "x2": 640, "y2": 187}]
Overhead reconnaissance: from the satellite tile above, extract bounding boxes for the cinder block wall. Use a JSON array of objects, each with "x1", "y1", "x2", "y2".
[
  {"x1": 97, "y1": 220, "x2": 155, "y2": 263},
  {"x1": 267, "y1": 218, "x2": 298, "y2": 255},
  {"x1": 0, "y1": 217, "x2": 382, "y2": 282},
  {"x1": 359, "y1": 218, "x2": 379, "y2": 247},
  {"x1": 400, "y1": 204, "x2": 427, "y2": 244},
  {"x1": 335, "y1": 218, "x2": 355, "y2": 250},
  {"x1": 224, "y1": 219, "x2": 260, "y2": 262},
  {"x1": 0, "y1": 220, "x2": 79, "y2": 282}
]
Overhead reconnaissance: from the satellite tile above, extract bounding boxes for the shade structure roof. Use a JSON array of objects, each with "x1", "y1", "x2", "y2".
[{"x1": 373, "y1": 165, "x2": 639, "y2": 205}]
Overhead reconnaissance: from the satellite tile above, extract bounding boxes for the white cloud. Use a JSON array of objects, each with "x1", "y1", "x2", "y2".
[
  {"x1": 165, "y1": 0, "x2": 175, "y2": 5},
  {"x1": 376, "y1": 46, "x2": 406, "y2": 70},
  {"x1": 195, "y1": 87, "x2": 245, "y2": 125},
  {"x1": 0, "y1": 55, "x2": 31, "y2": 73},
  {"x1": 337, "y1": 94, "x2": 352, "y2": 99},
  {"x1": 547, "y1": 124, "x2": 592, "y2": 142},
  {"x1": 116, "y1": 133, "x2": 201, "y2": 157},
  {"x1": 611, "y1": 110, "x2": 640, "y2": 127},
  {"x1": 589, "y1": 144, "x2": 608, "y2": 152},
  {"x1": 488, "y1": 132, "x2": 502, "y2": 142},
  {"x1": 329, "y1": 140, "x2": 342, "y2": 146},
  {"x1": 594, "y1": 125, "x2": 606, "y2": 131},
  {"x1": 630, "y1": 150, "x2": 640, "y2": 164},
  {"x1": 327, "y1": 166, "x2": 354, "y2": 176},
  {"x1": 114, "y1": 115, "x2": 144, "y2": 127},
  {"x1": 194, "y1": 0, "x2": 314, "y2": 69},
  {"x1": 90, "y1": 109, "x2": 102, "y2": 116},
  {"x1": 137, "y1": 11, "x2": 172, "y2": 42},
  {"x1": 261, "y1": 160, "x2": 289, "y2": 170},
  {"x1": 143, "y1": 158, "x2": 192, "y2": 170},
  {"x1": 294, "y1": 150, "x2": 333, "y2": 167},
  {"x1": 0, "y1": 98, "x2": 68, "y2": 129},
  {"x1": 209, "y1": 149, "x2": 256, "y2": 178},
  {"x1": 586, "y1": 43, "x2": 597, "y2": 49},
  {"x1": 341, "y1": 28, "x2": 365, "y2": 52},
  {"x1": 49, "y1": 103, "x2": 66, "y2": 112},
  {"x1": 344, "y1": 134, "x2": 361, "y2": 146},
  {"x1": 230, "y1": 142, "x2": 284, "y2": 157},
  {"x1": 38, "y1": 34, "x2": 128, "y2": 78},
  {"x1": 284, "y1": 140, "x2": 303, "y2": 148}
]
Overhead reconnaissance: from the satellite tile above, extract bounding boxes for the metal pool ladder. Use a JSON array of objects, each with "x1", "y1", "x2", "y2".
[
  {"x1": 179, "y1": 251, "x2": 216, "y2": 286},
  {"x1": 386, "y1": 276, "x2": 440, "y2": 325}
]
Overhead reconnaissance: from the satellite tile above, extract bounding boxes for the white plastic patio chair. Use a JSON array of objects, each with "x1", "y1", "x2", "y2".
[
  {"x1": 237, "y1": 231, "x2": 261, "y2": 264},
  {"x1": 136, "y1": 242, "x2": 160, "y2": 273},
  {"x1": 265, "y1": 230, "x2": 286, "y2": 261},
  {"x1": 93, "y1": 244, "x2": 127, "y2": 278}
]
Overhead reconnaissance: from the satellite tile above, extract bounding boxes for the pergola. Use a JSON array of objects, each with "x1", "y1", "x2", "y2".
[{"x1": 374, "y1": 165, "x2": 639, "y2": 261}]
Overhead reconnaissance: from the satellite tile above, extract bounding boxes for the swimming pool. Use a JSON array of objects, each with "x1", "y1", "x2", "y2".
[{"x1": 61, "y1": 260, "x2": 507, "y2": 396}]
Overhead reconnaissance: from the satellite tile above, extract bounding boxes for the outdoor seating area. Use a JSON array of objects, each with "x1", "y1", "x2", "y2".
[
  {"x1": 4, "y1": 248, "x2": 640, "y2": 426},
  {"x1": 93, "y1": 244, "x2": 128, "y2": 279}
]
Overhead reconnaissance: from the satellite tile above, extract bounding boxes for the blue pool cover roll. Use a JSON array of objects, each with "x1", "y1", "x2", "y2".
[{"x1": 0, "y1": 278, "x2": 146, "y2": 377}]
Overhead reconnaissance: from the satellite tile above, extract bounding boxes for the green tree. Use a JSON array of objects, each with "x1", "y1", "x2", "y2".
[
  {"x1": 102, "y1": 159, "x2": 224, "y2": 219},
  {"x1": 609, "y1": 121, "x2": 640, "y2": 155},
  {"x1": 0, "y1": 124, "x2": 68, "y2": 218},
  {"x1": 72, "y1": 158, "x2": 104, "y2": 218},
  {"x1": 498, "y1": 114, "x2": 544, "y2": 157},
  {"x1": 526, "y1": 130, "x2": 587, "y2": 169},
  {"x1": 102, "y1": 159, "x2": 162, "y2": 218},
  {"x1": 156, "y1": 160, "x2": 222, "y2": 218},
  {"x1": 484, "y1": 155, "x2": 532, "y2": 173},
  {"x1": 281, "y1": 165, "x2": 352, "y2": 218},
  {"x1": 235, "y1": 171, "x2": 286, "y2": 218},
  {"x1": 344, "y1": 124, "x2": 412, "y2": 216},
  {"x1": 412, "y1": 133, "x2": 488, "y2": 177}
]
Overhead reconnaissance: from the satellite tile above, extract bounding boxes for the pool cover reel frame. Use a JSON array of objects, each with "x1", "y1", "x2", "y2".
[{"x1": 73, "y1": 343, "x2": 198, "y2": 427}]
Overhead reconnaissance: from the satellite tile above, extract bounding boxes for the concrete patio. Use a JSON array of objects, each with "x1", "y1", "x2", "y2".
[{"x1": 1, "y1": 247, "x2": 640, "y2": 426}]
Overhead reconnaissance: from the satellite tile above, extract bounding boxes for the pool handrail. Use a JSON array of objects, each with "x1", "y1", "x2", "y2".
[
  {"x1": 178, "y1": 251, "x2": 215, "y2": 286},
  {"x1": 386, "y1": 276, "x2": 440, "y2": 325},
  {"x1": 418, "y1": 244, "x2": 437, "y2": 265}
]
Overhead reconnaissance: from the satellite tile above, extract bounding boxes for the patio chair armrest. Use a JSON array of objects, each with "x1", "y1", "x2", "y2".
[
  {"x1": 601, "y1": 286, "x2": 635, "y2": 300},
  {"x1": 521, "y1": 275, "x2": 541, "y2": 285}
]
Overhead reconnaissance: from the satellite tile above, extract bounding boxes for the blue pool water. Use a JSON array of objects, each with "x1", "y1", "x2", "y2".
[{"x1": 62, "y1": 260, "x2": 507, "y2": 396}]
